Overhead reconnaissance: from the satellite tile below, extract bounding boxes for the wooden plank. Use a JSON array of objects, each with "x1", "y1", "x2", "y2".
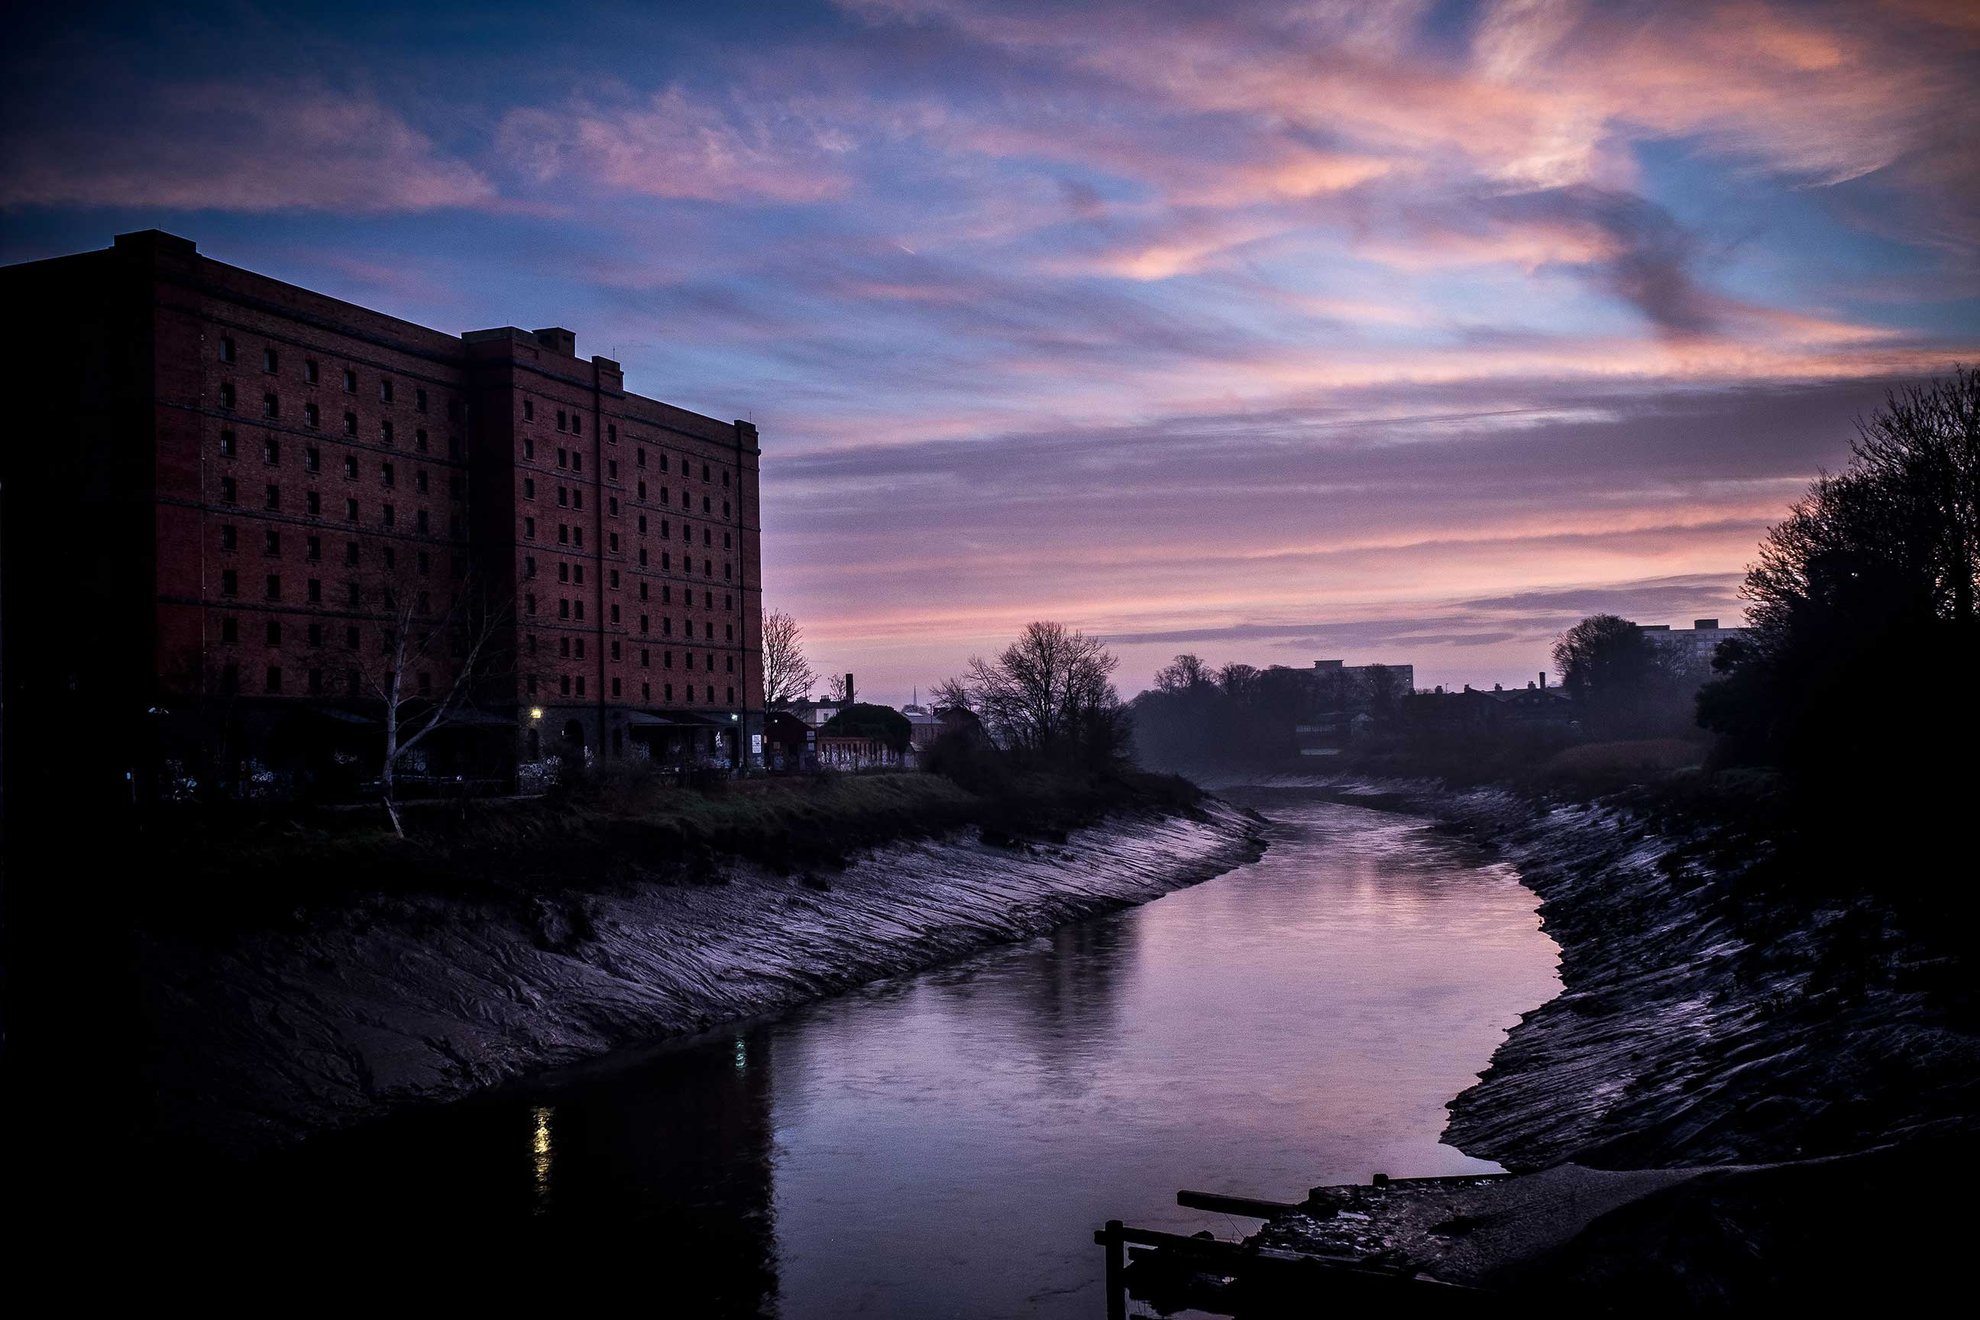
[{"x1": 1176, "y1": 1189, "x2": 1302, "y2": 1217}]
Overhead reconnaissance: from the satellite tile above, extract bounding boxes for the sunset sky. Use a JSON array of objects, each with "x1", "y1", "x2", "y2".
[{"x1": 5, "y1": 0, "x2": 1975, "y2": 700}]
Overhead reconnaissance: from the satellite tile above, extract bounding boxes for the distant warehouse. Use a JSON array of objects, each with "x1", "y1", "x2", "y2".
[
  {"x1": 1640, "y1": 618, "x2": 1750, "y2": 682},
  {"x1": 0, "y1": 230, "x2": 766, "y2": 805}
]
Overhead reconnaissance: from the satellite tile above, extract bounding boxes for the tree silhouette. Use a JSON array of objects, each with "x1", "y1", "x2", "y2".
[
  {"x1": 962, "y1": 621, "x2": 1126, "y2": 762},
  {"x1": 1703, "y1": 367, "x2": 1979, "y2": 849},
  {"x1": 760, "y1": 608, "x2": 818, "y2": 708},
  {"x1": 1553, "y1": 614, "x2": 1671, "y2": 736}
]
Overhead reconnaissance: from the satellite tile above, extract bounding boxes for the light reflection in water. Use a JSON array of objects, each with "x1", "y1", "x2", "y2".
[{"x1": 530, "y1": 1105, "x2": 553, "y2": 1214}]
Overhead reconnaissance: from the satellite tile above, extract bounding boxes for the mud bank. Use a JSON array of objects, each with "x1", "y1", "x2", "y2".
[
  {"x1": 1183, "y1": 778, "x2": 1978, "y2": 1308},
  {"x1": 1425, "y1": 786, "x2": 1977, "y2": 1172},
  {"x1": 140, "y1": 800, "x2": 1264, "y2": 1156}
]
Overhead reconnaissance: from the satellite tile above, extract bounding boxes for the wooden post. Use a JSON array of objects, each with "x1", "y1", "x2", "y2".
[{"x1": 1102, "y1": 1220, "x2": 1126, "y2": 1320}]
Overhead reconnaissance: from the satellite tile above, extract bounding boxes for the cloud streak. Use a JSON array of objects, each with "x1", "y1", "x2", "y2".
[{"x1": 0, "y1": 83, "x2": 493, "y2": 213}]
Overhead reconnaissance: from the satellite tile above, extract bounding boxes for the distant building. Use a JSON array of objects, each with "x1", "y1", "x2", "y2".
[
  {"x1": 1408, "y1": 677, "x2": 1578, "y2": 735},
  {"x1": 901, "y1": 704, "x2": 945, "y2": 755},
  {"x1": 1281, "y1": 659, "x2": 1416, "y2": 755},
  {"x1": 1640, "y1": 618, "x2": 1749, "y2": 682},
  {"x1": 786, "y1": 698, "x2": 845, "y2": 729}
]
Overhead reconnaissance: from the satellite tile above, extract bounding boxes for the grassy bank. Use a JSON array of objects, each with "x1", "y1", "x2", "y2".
[{"x1": 128, "y1": 765, "x2": 1207, "y2": 934}]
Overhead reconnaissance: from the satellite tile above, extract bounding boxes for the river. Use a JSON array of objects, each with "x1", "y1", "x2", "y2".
[{"x1": 238, "y1": 787, "x2": 1560, "y2": 1314}]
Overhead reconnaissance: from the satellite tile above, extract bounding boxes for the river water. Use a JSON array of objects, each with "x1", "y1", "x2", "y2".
[{"x1": 245, "y1": 788, "x2": 1559, "y2": 1314}]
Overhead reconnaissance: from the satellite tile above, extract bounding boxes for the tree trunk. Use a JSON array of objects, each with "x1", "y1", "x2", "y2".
[{"x1": 382, "y1": 649, "x2": 403, "y2": 837}]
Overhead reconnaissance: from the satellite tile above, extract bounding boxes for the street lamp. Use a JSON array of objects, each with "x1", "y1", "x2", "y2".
[{"x1": 529, "y1": 706, "x2": 543, "y2": 720}]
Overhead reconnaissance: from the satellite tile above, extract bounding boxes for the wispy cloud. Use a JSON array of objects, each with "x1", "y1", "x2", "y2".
[
  {"x1": 499, "y1": 88, "x2": 853, "y2": 204},
  {"x1": 0, "y1": 83, "x2": 493, "y2": 213}
]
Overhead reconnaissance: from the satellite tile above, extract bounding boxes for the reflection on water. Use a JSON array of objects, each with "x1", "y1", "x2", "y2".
[
  {"x1": 233, "y1": 791, "x2": 1559, "y2": 1317},
  {"x1": 530, "y1": 1105, "x2": 552, "y2": 1214}
]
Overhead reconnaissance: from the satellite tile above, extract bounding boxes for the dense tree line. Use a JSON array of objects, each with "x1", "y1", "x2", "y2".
[
  {"x1": 1700, "y1": 368, "x2": 1979, "y2": 839},
  {"x1": 1130, "y1": 658, "x2": 1319, "y2": 771}
]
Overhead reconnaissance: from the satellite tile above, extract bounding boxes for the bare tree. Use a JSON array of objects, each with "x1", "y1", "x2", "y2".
[
  {"x1": 826, "y1": 672, "x2": 853, "y2": 703},
  {"x1": 761, "y1": 607, "x2": 819, "y2": 708},
  {"x1": 344, "y1": 562, "x2": 509, "y2": 835},
  {"x1": 962, "y1": 621, "x2": 1123, "y2": 759},
  {"x1": 929, "y1": 676, "x2": 973, "y2": 713},
  {"x1": 1153, "y1": 653, "x2": 1214, "y2": 692},
  {"x1": 1218, "y1": 662, "x2": 1261, "y2": 700}
]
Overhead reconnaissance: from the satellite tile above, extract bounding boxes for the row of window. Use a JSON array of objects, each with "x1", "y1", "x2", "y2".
[
  {"x1": 218, "y1": 388, "x2": 444, "y2": 445},
  {"x1": 214, "y1": 481, "x2": 453, "y2": 536},
  {"x1": 218, "y1": 615, "x2": 455, "y2": 653},
  {"x1": 220, "y1": 433, "x2": 463, "y2": 493},
  {"x1": 216, "y1": 529, "x2": 451, "y2": 575},
  {"x1": 520, "y1": 399, "x2": 587, "y2": 436},
  {"x1": 217, "y1": 570, "x2": 444, "y2": 614},
  {"x1": 521, "y1": 400, "x2": 736, "y2": 488},
  {"x1": 217, "y1": 664, "x2": 440, "y2": 698},
  {"x1": 523, "y1": 673, "x2": 736, "y2": 705},
  {"x1": 521, "y1": 635, "x2": 734, "y2": 673},
  {"x1": 516, "y1": 430, "x2": 740, "y2": 503},
  {"x1": 217, "y1": 340, "x2": 743, "y2": 490},
  {"x1": 518, "y1": 591, "x2": 737, "y2": 640},
  {"x1": 518, "y1": 559, "x2": 732, "y2": 614},
  {"x1": 217, "y1": 337, "x2": 455, "y2": 416},
  {"x1": 218, "y1": 419, "x2": 459, "y2": 464},
  {"x1": 215, "y1": 660, "x2": 740, "y2": 706}
]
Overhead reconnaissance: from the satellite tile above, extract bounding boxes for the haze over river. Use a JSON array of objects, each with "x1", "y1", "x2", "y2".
[{"x1": 253, "y1": 788, "x2": 1561, "y2": 1315}]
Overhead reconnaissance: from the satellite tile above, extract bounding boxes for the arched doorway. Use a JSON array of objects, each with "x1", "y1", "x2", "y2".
[{"x1": 561, "y1": 719, "x2": 586, "y2": 750}]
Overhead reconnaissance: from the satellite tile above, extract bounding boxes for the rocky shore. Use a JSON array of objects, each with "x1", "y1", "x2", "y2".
[{"x1": 138, "y1": 798, "x2": 1265, "y2": 1156}]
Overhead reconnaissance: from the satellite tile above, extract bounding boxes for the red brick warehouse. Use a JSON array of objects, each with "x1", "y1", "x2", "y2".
[{"x1": 0, "y1": 230, "x2": 765, "y2": 803}]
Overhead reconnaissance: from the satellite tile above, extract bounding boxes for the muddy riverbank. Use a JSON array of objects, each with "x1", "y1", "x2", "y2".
[
  {"x1": 1190, "y1": 778, "x2": 1980, "y2": 1309},
  {"x1": 136, "y1": 799, "x2": 1265, "y2": 1156}
]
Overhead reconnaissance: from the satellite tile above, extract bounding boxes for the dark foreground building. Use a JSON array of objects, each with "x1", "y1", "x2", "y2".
[{"x1": 0, "y1": 230, "x2": 764, "y2": 807}]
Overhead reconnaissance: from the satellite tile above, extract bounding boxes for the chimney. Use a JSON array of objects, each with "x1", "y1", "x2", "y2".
[
  {"x1": 845, "y1": 673, "x2": 855, "y2": 707},
  {"x1": 1540, "y1": 671, "x2": 1547, "y2": 688},
  {"x1": 1694, "y1": 618, "x2": 1719, "y2": 630}
]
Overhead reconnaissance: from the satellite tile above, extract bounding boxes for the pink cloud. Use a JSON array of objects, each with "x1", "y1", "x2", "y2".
[
  {"x1": 0, "y1": 84, "x2": 493, "y2": 213},
  {"x1": 499, "y1": 88, "x2": 852, "y2": 204}
]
